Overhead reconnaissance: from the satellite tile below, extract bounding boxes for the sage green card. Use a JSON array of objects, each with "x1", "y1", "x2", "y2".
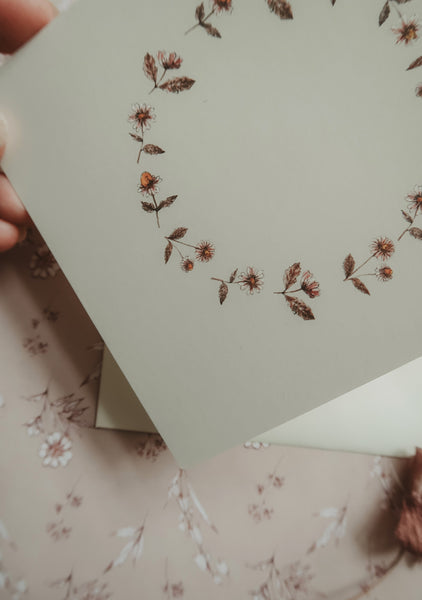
[
  {"x1": 96, "y1": 347, "x2": 422, "y2": 458},
  {"x1": 2, "y1": 0, "x2": 422, "y2": 466}
]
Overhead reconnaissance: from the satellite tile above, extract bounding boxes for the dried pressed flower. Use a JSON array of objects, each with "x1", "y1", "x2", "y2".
[
  {"x1": 407, "y1": 185, "x2": 422, "y2": 213},
  {"x1": 376, "y1": 266, "x2": 394, "y2": 281},
  {"x1": 128, "y1": 103, "x2": 155, "y2": 132},
  {"x1": 395, "y1": 447, "x2": 422, "y2": 554},
  {"x1": 370, "y1": 237, "x2": 395, "y2": 260},
  {"x1": 239, "y1": 267, "x2": 264, "y2": 294},
  {"x1": 300, "y1": 271, "x2": 320, "y2": 298},
  {"x1": 393, "y1": 18, "x2": 420, "y2": 45},
  {"x1": 212, "y1": 0, "x2": 232, "y2": 12},
  {"x1": 416, "y1": 84, "x2": 422, "y2": 98},
  {"x1": 195, "y1": 241, "x2": 215, "y2": 262},
  {"x1": 138, "y1": 171, "x2": 160, "y2": 195},
  {"x1": 181, "y1": 258, "x2": 194, "y2": 272},
  {"x1": 157, "y1": 51, "x2": 183, "y2": 70}
]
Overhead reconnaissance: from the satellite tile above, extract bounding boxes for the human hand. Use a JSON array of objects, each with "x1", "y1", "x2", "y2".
[{"x1": 0, "y1": 0, "x2": 57, "y2": 252}]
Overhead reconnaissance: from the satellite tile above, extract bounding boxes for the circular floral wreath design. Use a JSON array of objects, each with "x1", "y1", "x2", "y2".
[{"x1": 127, "y1": 0, "x2": 422, "y2": 321}]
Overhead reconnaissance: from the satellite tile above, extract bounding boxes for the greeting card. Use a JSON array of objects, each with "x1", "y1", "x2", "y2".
[{"x1": 2, "y1": 0, "x2": 422, "y2": 466}]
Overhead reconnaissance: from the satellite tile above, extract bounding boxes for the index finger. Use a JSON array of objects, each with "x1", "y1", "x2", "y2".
[{"x1": 0, "y1": 0, "x2": 57, "y2": 54}]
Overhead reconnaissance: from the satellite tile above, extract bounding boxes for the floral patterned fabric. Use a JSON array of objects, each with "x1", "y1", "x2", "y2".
[{"x1": 1, "y1": 228, "x2": 421, "y2": 599}]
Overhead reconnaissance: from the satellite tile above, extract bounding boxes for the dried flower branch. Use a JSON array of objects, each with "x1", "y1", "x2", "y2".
[
  {"x1": 138, "y1": 172, "x2": 177, "y2": 228},
  {"x1": 164, "y1": 228, "x2": 215, "y2": 272},
  {"x1": 128, "y1": 104, "x2": 165, "y2": 164},
  {"x1": 274, "y1": 263, "x2": 319, "y2": 320},
  {"x1": 343, "y1": 237, "x2": 395, "y2": 295},
  {"x1": 104, "y1": 518, "x2": 146, "y2": 573},
  {"x1": 398, "y1": 185, "x2": 422, "y2": 241},
  {"x1": 143, "y1": 52, "x2": 195, "y2": 94},
  {"x1": 211, "y1": 267, "x2": 264, "y2": 305},
  {"x1": 248, "y1": 459, "x2": 285, "y2": 523},
  {"x1": 247, "y1": 556, "x2": 320, "y2": 600},
  {"x1": 185, "y1": 0, "x2": 232, "y2": 38},
  {"x1": 167, "y1": 470, "x2": 229, "y2": 584}
]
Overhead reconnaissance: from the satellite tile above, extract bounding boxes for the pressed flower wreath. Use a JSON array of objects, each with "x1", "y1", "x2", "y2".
[{"x1": 127, "y1": 0, "x2": 422, "y2": 321}]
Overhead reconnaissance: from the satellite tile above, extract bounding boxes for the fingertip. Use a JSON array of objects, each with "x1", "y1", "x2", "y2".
[
  {"x1": 0, "y1": 218, "x2": 19, "y2": 252},
  {"x1": 0, "y1": 0, "x2": 58, "y2": 54}
]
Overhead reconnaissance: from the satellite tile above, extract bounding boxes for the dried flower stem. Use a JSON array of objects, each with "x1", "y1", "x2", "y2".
[
  {"x1": 166, "y1": 238, "x2": 197, "y2": 251},
  {"x1": 210, "y1": 276, "x2": 241, "y2": 285},
  {"x1": 136, "y1": 124, "x2": 145, "y2": 163},
  {"x1": 149, "y1": 68, "x2": 168, "y2": 94},
  {"x1": 151, "y1": 193, "x2": 160, "y2": 228},
  {"x1": 346, "y1": 548, "x2": 405, "y2": 600},
  {"x1": 185, "y1": 8, "x2": 215, "y2": 34},
  {"x1": 344, "y1": 254, "x2": 376, "y2": 281}
]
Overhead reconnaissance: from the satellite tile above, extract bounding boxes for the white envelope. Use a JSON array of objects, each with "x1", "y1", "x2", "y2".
[
  {"x1": 2, "y1": 0, "x2": 422, "y2": 467},
  {"x1": 96, "y1": 347, "x2": 422, "y2": 457}
]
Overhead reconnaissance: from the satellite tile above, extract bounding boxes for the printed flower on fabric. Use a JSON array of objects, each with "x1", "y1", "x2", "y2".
[
  {"x1": 128, "y1": 103, "x2": 155, "y2": 132},
  {"x1": 393, "y1": 18, "x2": 419, "y2": 45},
  {"x1": 29, "y1": 244, "x2": 60, "y2": 278},
  {"x1": 39, "y1": 433, "x2": 72, "y2": 468}
]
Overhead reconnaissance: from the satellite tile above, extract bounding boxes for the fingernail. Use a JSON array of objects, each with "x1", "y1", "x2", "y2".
[
  {"x1": 17, "y1": 226, "x2": 27, "y2": 243},
  {"x1": 0, "y1": 115, "x2": 8, "y2": 157}
]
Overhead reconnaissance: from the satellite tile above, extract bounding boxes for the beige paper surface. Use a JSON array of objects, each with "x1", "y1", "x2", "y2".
[{"x1": 2, "y1": 0, "x2": 422, "y2": 466}]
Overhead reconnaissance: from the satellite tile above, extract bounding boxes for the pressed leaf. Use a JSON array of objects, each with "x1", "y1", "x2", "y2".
[
  {"x1": 202, "y1": 22, "x2": 222, "y2": 38},
  {"x1": 196, "y1": 2, "x2": 205, "y2": 22},
  {"x1": 143, "y1": 53, "x2": 158, "y2": 83},
  {"x1": 229, "y1": 268, "x2": 238, "y2": 283},
  {"x1": 141, "y1": 201, "x2": 156, "y2": 213},
  {"x1": 168, "y1": 227, "x2": 188, "y2": 240},
  {"x1": 407, "y1": 56, "x2": 422, "y2": 70},
  {"x1": 283, "y1": 262, "x2": 301, "y2": 290},
  {"x1": 266, "y1": 0, "x2": 293, "y2": 20},
  {"x1": 164, "y1": 241, "x2": 173, "y2": 264},
  {"x1": 284, "y1": 295, "x2": 315, "y2": 321},
  {"x1": 350, "y1": 278, "x2": 370, "y2": 295},
  {"x1": 402, "y1": 210, "x2": 414, "y2": 223},
  {"x1": 159, "y1": 77, "x2": 195, "y2": 93},
  {"x1": 343, "y1": 254, "x2": 355, "y2": 278},
  {"x1": 379, "y1": 1, "x2": 390, "y2": 26},
  {"x1": 158, "y1": 195, "x2": 177, "y2": 210},
  {"x1": 129, "y1": 133, "x2": 143, "y2": 142},
  {"x1": 409, "y1": 226, "x2": 422, "y2": 239},
  {"x1": 219, "y1": 282, "x2": 228, "y2": 305},
  {"x1": 143, "y1": 144, "x2": 165, "y2": 155}
]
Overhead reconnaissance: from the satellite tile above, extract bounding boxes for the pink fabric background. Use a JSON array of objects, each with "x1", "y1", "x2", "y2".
[{"x1": 1, "y1": 1, "x2": 422, "y2": 595}]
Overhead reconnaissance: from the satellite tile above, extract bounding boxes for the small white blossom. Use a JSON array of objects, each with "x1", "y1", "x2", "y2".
[
  {"x1": 194, "y1": 554, "x2": 207, "y2": 571},
  {"x1": 39, "y1": 433, "x2": 72, "y2": 468}
]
